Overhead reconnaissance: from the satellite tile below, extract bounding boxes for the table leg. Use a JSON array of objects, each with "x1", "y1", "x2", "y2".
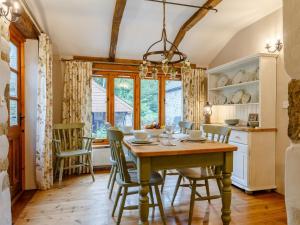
[
  {"x1": 221, "y1": 152, "x2": 233, "y2": 225},
  {"x1": 138, "y1": 158, "x2": 151, "y2": 225}
]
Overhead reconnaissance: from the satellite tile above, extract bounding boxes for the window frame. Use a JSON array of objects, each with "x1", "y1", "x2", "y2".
[{"x1": 92, "y1": 71, "x2": 182, "y2": 143}]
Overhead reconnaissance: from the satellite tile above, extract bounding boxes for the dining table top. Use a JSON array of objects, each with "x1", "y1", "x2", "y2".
[{"x1": 123, "y1": 134, "x2": 237, "y2": 157}]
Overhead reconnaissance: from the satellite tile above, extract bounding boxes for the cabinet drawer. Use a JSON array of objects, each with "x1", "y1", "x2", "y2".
[{"x1": 230, "y1": 130, "x2": 248, "y2": 145}]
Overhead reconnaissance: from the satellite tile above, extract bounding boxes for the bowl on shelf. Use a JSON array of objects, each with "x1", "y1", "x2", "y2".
[
  {"x1": 225, "y1": 119, "x2": 239, "y2": 126},
  {"x1": 248, "y1": 121, "x2": 259, "y2": 128},
  {"x1": 145, "y1": 128, "x2": 164, "y2": 137}
]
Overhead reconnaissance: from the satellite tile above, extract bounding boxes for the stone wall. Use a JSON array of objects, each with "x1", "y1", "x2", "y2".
[
  {"x1": 0, "y1": 16, "x2": 12, "y2": 225},
  {"x1": 283, "y1": 1, "x2": 300, "y2": 224}
]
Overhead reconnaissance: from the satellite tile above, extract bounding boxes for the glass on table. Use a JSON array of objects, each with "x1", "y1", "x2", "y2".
[{"x1": 165, "y1": 123, "x2": 175, "y2": 146}]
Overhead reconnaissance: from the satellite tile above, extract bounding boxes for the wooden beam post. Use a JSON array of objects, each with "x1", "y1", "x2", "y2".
[
  {"x1": 168, "y1": 0, "x2": 222, "y2": 59},
  {"x1": 12, "y1": 8, "x2": 39, "y2": 39},
  {"x1": 109, "y1": 0, "x2": 127, "y2": 61}
]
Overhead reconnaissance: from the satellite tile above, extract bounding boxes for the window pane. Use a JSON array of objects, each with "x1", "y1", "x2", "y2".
[
  {"x1": 10, "y1": 72, "x2": 18, "y2": 97},
  {"x1": 114, "y1": 78, "x2": 134, "y2": 129},
  {"x1": 165, "y1": 80, "x2": 183, "y2": 132},
  {"x1": 10, "y1": 100, "x2": 18, "y2": 126},
  {"x1": 141, "y1": 79, "x2": 159, "y2": 127},
  {"x1": 10, "y1": 42, "x2": 18, "y2": 70},
  {"x1": 92, "y1": 77, "x2": 107, "y2": 139}
]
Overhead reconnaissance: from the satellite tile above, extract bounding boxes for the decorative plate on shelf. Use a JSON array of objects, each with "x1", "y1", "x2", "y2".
[
  {"x1": 231, "y1": 90, "x2": 244, "y2": 104},
  {"x1": 232, "y1": 70, "x2": 245, "y2": 84},
  {"x1": 213, "y1": 94, "x2": 227, "y2": 105},
  {"x1": 244, "y1": 71, "x2": 255, "y2": 82},
  {"x1": 216, "y1": 75, "x2": 229, "y2": 87},
  {"x1": 241, "y1": 92, "x2": 251, "y2": 104}
]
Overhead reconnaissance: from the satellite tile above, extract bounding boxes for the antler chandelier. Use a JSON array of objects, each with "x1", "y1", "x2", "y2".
[{"x1": 139, "y1": 0, "x2": 191, "y2": 80}]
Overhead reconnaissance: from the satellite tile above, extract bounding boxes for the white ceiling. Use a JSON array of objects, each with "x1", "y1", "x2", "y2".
[{"x1": 26, "y1": 0, "x2": 282, "y2": 66}]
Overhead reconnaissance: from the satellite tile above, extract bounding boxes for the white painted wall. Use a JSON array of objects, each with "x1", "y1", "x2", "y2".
[{"x1": 24, "y1": 40, "x2": 39, "y2": 190}]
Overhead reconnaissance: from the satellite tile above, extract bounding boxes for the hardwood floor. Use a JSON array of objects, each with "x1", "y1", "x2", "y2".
[{"x1": 14, "y1": 171, "x2": 287, "y2": 225}]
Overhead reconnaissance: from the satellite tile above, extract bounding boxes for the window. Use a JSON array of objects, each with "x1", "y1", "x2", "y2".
[
  {"x1": 92, "y1": 77, "x2": 108, "y2": 139},
  {"x1": 9, "y1": 42, "x2": 20, "y2": 127},
  {"x1": 91, "y1": 72, "x2": 184, "y2": 141},
  {"x1": 165, "y1": 80, "x2": 183, "y2": 132},
  {"x1": 140, "y1": 79, "x2": 159, "y2": 127},
  {"x1": 114, "y1": 78, "x2": 134, "y2": 128}
]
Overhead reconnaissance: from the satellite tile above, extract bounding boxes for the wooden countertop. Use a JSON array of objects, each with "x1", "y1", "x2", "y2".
[
  {"x1": 207, "y1": 124, "x2": 277, "y2": 132},
  {"x1": 123, "y1": 136, "x2": 237, "y2": 157}
]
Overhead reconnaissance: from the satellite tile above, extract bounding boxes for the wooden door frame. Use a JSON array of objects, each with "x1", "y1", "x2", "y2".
[{"x1": 9, "y1": 24, "x2": 26, "y2": 201}]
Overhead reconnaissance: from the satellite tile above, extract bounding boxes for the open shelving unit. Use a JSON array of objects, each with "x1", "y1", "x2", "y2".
[{"x1": 207, "y1": 53, "x2": 278, "y2": 127}]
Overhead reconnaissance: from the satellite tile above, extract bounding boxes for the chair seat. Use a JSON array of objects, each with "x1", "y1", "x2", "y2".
[
  {"x1": 116, "y1": 171, "x2": 163, "y2": 187},
  {"x1": 178, "y1": 167, "x2": 220, "y2": 180},
  {"x1": 57, "y1": 149, "x2": 91, "y2": 158}
]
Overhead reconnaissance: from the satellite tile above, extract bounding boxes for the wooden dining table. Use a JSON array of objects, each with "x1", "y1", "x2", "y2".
[{"x1": 123, "y1": 135, "x2": 237, "y2": 225}]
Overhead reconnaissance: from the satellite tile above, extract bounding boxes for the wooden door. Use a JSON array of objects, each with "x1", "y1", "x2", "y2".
[{"x1": 7, "y1": 26, "x2": 25, "y2": 200}]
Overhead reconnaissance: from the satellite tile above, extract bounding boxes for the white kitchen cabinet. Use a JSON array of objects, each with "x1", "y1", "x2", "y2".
[
  {"x1": 230, "y1": 130, "x2": 276, "y2": 192},
  {"x1": 207, "y1": 53, "x2": 278, "y2": 193}
]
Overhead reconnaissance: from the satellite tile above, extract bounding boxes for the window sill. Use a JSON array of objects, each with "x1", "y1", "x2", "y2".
[
  {"x1": 92, "y1": 143, "x2": 110, "y2": 149},
  {"x1": 92, "y1": 139, "x2": 110, "y2": 149}
]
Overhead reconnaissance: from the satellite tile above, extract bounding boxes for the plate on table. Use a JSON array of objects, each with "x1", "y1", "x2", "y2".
[
  {"x1": 130, "y1": 139, "x2": 152, "y2": 144},
  {"x1": 186, "y1": 137, "x2": 207, "y2": 142}
]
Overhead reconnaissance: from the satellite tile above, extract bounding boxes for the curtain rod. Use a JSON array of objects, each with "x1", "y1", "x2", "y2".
[
  {"x1": 20, "y1": 0, "x2": 43, "y2": 34},
  {"x1": 61, "y1": 58, "x2": 206, "y2": 70}
]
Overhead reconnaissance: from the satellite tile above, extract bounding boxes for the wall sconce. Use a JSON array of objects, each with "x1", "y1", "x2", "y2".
[
  {"x1": 203, "y1": 102, "x2": 212, "y2": 124},
  {"x1": 265, "y1": 39, "x2": 283, "y2": 53},
  {"x1": 0, "y1": 0, "x2": 21, "y2": 23}
]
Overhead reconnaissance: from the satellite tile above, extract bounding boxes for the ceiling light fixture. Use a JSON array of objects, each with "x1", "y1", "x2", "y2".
[
  {"x1": 140, "y1": 0, "x2": 217, "y2": 79},
  {"x1": 0, "y1": 0, "x2": 21, "y2": 22}
]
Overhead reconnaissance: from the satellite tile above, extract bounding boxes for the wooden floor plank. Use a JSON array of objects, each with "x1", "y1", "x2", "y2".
[{"x1": 14, "y1": 172, "x2": 287, "y2": 225}]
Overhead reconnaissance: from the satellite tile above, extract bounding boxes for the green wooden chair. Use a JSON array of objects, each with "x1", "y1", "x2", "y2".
[
  {"x1": 107, "y1": 128, "x2": 166, "y2": 225},
  {"x1": 161, "y1": 121, "x2": 194, "y2": 193},
  {"x1": 106, "y1": 123, "x2": 136, "y2": 199},
  {"x1": 171, "y1": 125, "x2": 231, "y2": 225},
  {"x1": 53, "y1": 123, "x2": 95, "y2": 186}
]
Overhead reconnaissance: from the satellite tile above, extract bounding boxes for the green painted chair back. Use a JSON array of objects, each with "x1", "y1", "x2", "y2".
[
  {"x1": 53, "y1": 123, "x2": 85, "y2": 153},
  {"x1": 179, "y1": 121, "x2": 194, "y2": 134},
  {"x1": 202, "y1": 125, "x2": 231, "y2": 144},
  {"x1": 107, "y1": 128, "x2": 131, "y2": 183}
]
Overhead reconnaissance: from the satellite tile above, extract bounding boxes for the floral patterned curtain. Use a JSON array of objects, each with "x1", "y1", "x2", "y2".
[
  {"x1": 182, "y1": 68, "x2": 207, "y2": 129},
  {"x1": 36, "y1": 34, "x2": 53, "y2": 190},
  {"x1": 62, "y1": 61, "x2": 92, "y2": 175},
  {"x1": 62, "y1": 61, "x2": 92, "y2": 136}
]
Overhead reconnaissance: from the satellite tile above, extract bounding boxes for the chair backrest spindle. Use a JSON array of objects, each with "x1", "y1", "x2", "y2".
[
  {"x1": 202, "y1": 125, "x2": 231, "y2": 144},
  {"x1": 107, "y1": 128, "x2": 131, "y2": 183}
]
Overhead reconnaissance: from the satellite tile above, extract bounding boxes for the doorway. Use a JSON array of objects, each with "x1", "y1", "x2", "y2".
[{"x1": 7, "y1": 25, "x2": 25, "y2": 201}]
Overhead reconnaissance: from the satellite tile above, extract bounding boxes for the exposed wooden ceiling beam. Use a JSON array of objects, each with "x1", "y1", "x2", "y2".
[
  {"x1": 109, "y1": 0, "x2": 127, "y2": 61},
  {"x1": 168, "y1": 0, "x2": 222, "y2": 59}
]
